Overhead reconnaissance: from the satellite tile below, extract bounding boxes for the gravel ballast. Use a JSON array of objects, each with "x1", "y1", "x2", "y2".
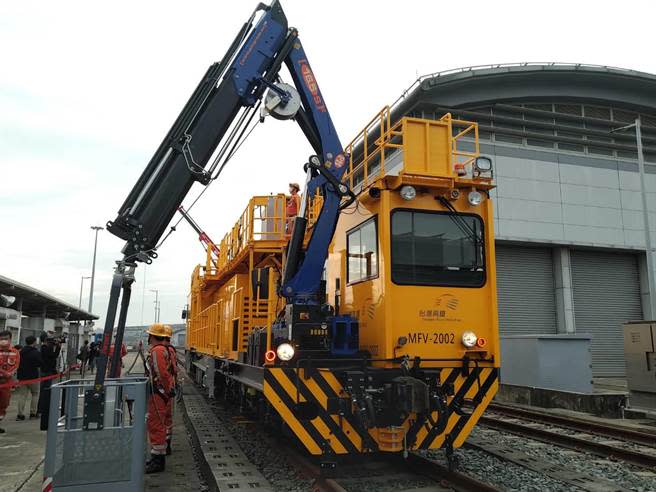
[{"x1": 470, "y1": 426, "x2": 656, "y2": 491}]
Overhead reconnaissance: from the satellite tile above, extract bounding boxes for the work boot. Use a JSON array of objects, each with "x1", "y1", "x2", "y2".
[
  {"x1": 145, "y1": 454, "x2": 165, "y2": 474},
  {"x1": 166, "y1": 439, "x2": 172, "y2": 456},
  {"x1": 16, "y1": 415, "x2": 25, "y2": 421}
]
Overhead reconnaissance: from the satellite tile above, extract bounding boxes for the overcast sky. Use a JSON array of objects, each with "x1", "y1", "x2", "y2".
[{"x1": 2, "y1": 0, "x2": 655, "y2": 329}]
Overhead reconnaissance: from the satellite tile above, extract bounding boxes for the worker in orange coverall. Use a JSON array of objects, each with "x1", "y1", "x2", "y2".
[
  {"x1": 144, "y1": 324, "x2": 175, "y2": 474},
  {"x1": 162, "y1": 324, "x2": 178, "y2": 456},
  {"x1": 0, "y1": 330, "x2": 20, "y2": 434}
]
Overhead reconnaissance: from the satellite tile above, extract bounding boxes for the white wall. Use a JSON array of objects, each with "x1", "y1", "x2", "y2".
[{"x1": 487, "y1": 145, "x2": 656, "y2": 250}]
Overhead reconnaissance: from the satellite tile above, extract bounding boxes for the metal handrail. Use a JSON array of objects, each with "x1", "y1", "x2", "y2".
[
  {"x1": 188, "y1": 193, "x2": 324, "y2": 354},
  {"x1": 343, "y1": 106, "x2": 395, "y2": 190},
  {"x1": 343, "y1": 109, "x2": 481, "y2": 194}
]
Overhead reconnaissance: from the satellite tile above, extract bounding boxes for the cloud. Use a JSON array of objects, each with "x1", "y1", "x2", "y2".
[{"x1": 2, "y1": 0, "x2": 656, "y2": 330}]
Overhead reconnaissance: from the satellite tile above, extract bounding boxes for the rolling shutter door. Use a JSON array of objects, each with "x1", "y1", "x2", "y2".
[
  {"x1": 571, "y1": 250, "x2": 642, "y2": 377},
  {"x1": 496, "y1": 245, "x2": 557, "y2": 335}
]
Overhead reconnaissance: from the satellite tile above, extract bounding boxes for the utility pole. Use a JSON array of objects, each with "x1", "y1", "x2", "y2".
[
  {"x1": 88, "y1": 226, "x2": 104, "y2": 315},
  {"x1": 140, "y1": 266, "x2": 147, "y2": 326},
  {"x1": 612, "y1": 117, "x2": 656, "y2": 318},
  {"x1": 150, "y1": 289, "x2": 160, "y2": 323},
  {"x1": 78, "y1": 276, "x2": 91, "y2": 308}
]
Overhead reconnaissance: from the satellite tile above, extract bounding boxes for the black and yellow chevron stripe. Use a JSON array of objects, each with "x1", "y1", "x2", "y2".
[
  {"x1": 408, "y1": 367, "x2": 499, "y2": 449},
  {"x1": 263, "y1": 366, "x2": 499, "y2": 455}
]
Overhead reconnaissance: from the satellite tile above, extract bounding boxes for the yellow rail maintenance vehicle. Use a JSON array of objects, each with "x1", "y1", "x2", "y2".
[{"x1": 186, "y1": 106, "x2": 499, "y2": 466}]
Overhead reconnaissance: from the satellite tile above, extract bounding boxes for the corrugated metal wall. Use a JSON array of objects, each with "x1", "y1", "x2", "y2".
[
  {"x1": 571, "y1": 250, "x2": 642, "y2": 377},
  {"x1": 496, "y1": 245, "x2": 557, "y2": 336}
]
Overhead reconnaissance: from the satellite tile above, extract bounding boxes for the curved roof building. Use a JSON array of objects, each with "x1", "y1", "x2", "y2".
[
  {"x1": 393, "y1": 63, "x2": 656, "y2": 161},
  {"x1": 390, "y1": 63, "x2": 656, "y2": 377}
]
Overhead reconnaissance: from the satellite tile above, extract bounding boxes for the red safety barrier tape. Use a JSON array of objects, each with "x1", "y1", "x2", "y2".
[
  {"x1": 42, "y1": 476, "x2": 53, "y2": 492},
  {"x1": 0, "y1": 364, "x2": 81, "y2": 389}
]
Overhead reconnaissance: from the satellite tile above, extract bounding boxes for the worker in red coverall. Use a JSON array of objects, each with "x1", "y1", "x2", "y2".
[
  {"x1": 145, "y1": 323, "x2": 174, "y2": 474},
  {"x1": 0, "y1": 330, "x2": 20, "y2": 434},
  {"x1": 107, "y1": 338, "x2": 128, "y2": 377},
  {"x1": 162, "y1": 325, "x2": 178, "y2": 455}
]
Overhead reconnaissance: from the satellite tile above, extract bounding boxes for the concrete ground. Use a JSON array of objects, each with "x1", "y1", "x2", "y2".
[
  {"x1": 0, "y1": 352, "x2": 204, "y2": 492},
  {"x1": 0, "y1": 385, "x2": 48, "y2": 492}
]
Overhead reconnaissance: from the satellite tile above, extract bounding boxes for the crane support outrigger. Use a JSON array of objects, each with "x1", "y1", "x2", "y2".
[{"x1": 84, "y1": 0, "x2": 355, "y2": 429}]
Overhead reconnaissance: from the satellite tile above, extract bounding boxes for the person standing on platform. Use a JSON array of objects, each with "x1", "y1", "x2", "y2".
[
  {"x1": 15, "y1": 336, "x2": 42, "y2": 420},
  {"x1": 162, "y1": 325, "x2": 178, "y2": 456},
  {"x1": 285, "y1": 182, "x2": 301, "y2": 235},
  {"x1": 0, "y1": 330, "x2": 20, "y2": 433},
  {"x1": 144, "y1": 324, "x2": 174, "y2": 474},
  {"x1": 38, "y1": 332, "x2": 61, "y2": 431}
]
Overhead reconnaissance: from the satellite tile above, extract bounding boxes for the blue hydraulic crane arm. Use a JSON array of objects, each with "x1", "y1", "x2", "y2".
[
  {"x1": 106, "y1": 1, "x2": 290, "y2": 260},
  {"x1": 279, "y1": 41, "x2": 351, "y2": 301},
  {"x1": 87, "y1": 0, "x2": 352, "y2": 421}
]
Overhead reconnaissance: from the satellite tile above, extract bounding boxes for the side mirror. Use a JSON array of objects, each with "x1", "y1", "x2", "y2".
[{"x1": 474, "y1": 156, "x2": 493, "y2": 178}]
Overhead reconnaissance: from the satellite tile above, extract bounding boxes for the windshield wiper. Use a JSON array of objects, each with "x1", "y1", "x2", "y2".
[
  {"x1": 436, "y1": 197, "x2": 483, "y2": 245},
  {"x1": 436, "y1": 197, "x2": 484, "y2": 269}
]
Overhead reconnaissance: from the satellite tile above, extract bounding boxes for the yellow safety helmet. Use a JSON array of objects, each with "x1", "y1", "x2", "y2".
[
  {"x1": 163, "y1": 324, "x2": 173, "y2": 339},
  {"x1": 147, "y1": 323, "x2": 168, "y2": 338}
]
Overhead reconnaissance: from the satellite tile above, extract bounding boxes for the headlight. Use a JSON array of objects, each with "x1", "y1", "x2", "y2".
[
  {"x1": 276, "y1": 342, "x2": 295, "y2": 361},
  {"x1": 461, "y1": 331, "x2": 478, "y2": 348},
  {"x1": 468, "y1": 190, "x2": 483, "y2": 206},
  {"x1": 474, "y1": 156, "x2": 493, "y2": 172},
  {"x1": 399, "y1": 185, "x2": 416, "y2": 201}
]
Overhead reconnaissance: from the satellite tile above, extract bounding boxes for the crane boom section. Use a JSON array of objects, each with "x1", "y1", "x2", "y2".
[
  {"x1": 107, "y1": 2, "x2": 289, "y2": 259},
  {"x1": 105, "y1": 0, "x2": 348, "y2": 305}
]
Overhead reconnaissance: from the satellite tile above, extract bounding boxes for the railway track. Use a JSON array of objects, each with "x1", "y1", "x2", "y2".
[
  {"x1": 179, "y1": 349, "x2": 503, "y2": 492},
  {"x1": 178, "y1": 348, "x2": 643, "y2": 491},
  {"x1": 174, "y1": 346, "x2": 186, "y2": 366},
  {"x1": 405, "y1": 453, "x2": 503, "y2": 492},
  {"x1": 270, "y1": 427, "x2": 502, "y2": 492},
  {"x1": 489, "y1": 403, "x2": 656, "y2": 446},
  {"x1": 179, "y1": 349, "x2": 654, "y2": 491},
  {"x1": 481, "y1": 405, "x2": 656, "y2": 470},
  {"x1": 302, "y1": 453, "x2": 502, "y2": 492}
]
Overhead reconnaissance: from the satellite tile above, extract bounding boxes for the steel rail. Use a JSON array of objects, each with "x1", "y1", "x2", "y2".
[
  {"x1": 281, "y1": 436, "x2": 502, "y2": 492},
  {"x1": 278, "y1": 441, "x2": 347, "y2": 492},
  {"x1": 406, "y1": 453, "x2": 503, "y2": 492},
  {"x1": 312, "y1": 478, "x2": 349, "y2": 492},
  {"x1": 480, "y1": 416, "x2": 656, "y2": 470},
  {"x1": 489, "y1": 403, "x2": 656, "y2": 447}
]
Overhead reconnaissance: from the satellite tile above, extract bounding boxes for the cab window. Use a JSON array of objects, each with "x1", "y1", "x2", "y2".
[
  {"x1": 391, "y1": 209, "x2": 485, "y2": 287},
  {"x1": 347, "y1": 217, "x2": 378, "y2": 284}
]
